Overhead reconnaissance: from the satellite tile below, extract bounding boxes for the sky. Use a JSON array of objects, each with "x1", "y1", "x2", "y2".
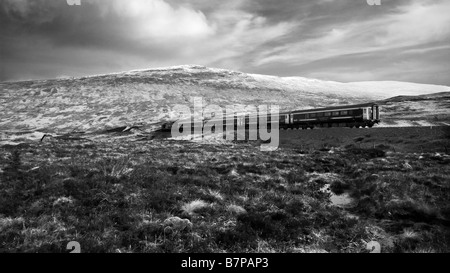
[{"x1": 1, "y1": 0, "x2": 449, "y2": 85}]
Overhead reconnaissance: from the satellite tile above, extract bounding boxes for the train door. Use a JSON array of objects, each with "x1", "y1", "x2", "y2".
[
  {"x1": 363, "y1": 108, "x2": 371, "y2": 120},
  {"x1": 285, "y1": 114, "x2": 290, "y2": 124},
  {"x1": 238, "y1": 116, "x2": 245, "y2": 126}
]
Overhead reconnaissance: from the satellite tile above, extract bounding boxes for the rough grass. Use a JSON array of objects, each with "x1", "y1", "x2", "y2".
[
  {"x1": 0, "y1": 129, "x2": 449, "y2": 253},
  {"x1": 279, "y1": 126, "x2": 450, "y2": 153}
]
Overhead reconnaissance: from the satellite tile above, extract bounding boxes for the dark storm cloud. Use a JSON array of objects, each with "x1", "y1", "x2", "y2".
[{"x1": 1, "y1": 0, "x2": 449, "y2": 85}]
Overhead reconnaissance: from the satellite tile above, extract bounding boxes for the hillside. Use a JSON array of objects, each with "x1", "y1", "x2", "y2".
[
  {"x1": 1, "y1": 65, "x2": 449, "y2": 142},
  {"x1": 376, "y1": 92, "x2": 450, "y2": 127}
]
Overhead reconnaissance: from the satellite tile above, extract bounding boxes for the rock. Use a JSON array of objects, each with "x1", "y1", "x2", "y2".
[
  {"x1": 226, "y1": 204, "x2": 247, "y2": 215},
  {"x1": 229, "y1": 169, "x2": 239, "y2": 176},
  {"x1": 53, "y1": 196, "x2": 74, "y2": 206},
  {"x1": 365, "y1": 174, "x2": 380, "y2": 182},
  {"x1": 403, "y1": 162, "x2": 413, "y2": 170},
  {"x1": 163, "y1": 216, "x2": 193, "y2": 231}
]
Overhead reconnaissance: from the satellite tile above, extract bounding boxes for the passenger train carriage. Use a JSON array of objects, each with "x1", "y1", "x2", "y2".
[{"x1": 279, "y1": 103, "x2": 380, "y2": 129}]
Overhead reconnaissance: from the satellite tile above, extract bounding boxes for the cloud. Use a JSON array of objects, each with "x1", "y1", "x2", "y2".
[
  {"x1": 0, "y1": 0, "x2": 295, "y2": 81},
  {"x1": 378, "y1": 1, "x2": 450, "y2": 46},
  {"x1": 0, "y1": 0, "x2": 449, "y2": 85},
  {"x1": 255, "y1": 0, "x2": 450, "y2": 66},
  {"x1": 90, "y1": 0, "x2": 214, "y2": 40},
  {"x1": 248, "y1": 0, "x2": 450, "y2": 84},
  {"x1": 203, "y1": 8, "x2": 295, "y2": 68}
]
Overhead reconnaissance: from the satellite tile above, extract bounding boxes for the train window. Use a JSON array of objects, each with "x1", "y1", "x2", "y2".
[
  {"x1": 340, "y1": 111, "x2": 348, "y2": 115},
  {"x1": 332, "y1": 111, "x2": 340, "y2": 116},
  {"x1": 324, "y1": 112, "x2": 331, "y2": 117},
  {"x1": 310, "y1": 113, "x2": 316, "y2": 118},
  {"x1": 299, "y1": 114, "x2": 306, "y2": 119},
  {"x1": 317, "y1": 112, "x2": 324, "y2": 117},
  {"x1": 348, "y1": 110, "x2": 353, "y2": 115}
]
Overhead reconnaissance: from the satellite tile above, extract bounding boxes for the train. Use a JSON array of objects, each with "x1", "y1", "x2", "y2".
[
  {"x1": 279, "y1": 102, "x2": 380, "y2": 129},
  {"x1": 162, "y1": 102, "x2": 380, "y2": 132}
]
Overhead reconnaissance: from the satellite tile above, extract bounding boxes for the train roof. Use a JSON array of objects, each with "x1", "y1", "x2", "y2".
[{"x1": 289, "y1": 102, "x2": 378, "y2": 114}]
